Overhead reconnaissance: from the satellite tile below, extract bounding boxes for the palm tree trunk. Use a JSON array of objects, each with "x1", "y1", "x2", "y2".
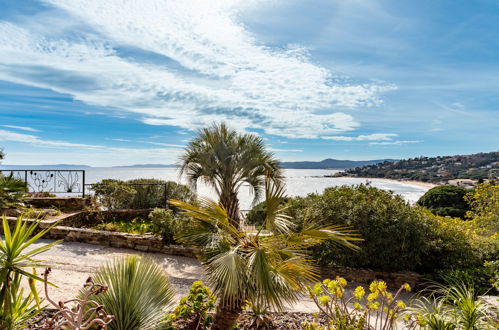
[
  {"x1": 220, "y1": 191, "x2": 241, "y2": 229},
  {"x1": 211, "y1": 301, "x2": 243, "y2": 330}
]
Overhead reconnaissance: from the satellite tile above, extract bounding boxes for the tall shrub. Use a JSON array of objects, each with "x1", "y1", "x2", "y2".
[{"x1": 417, "y1": 185, "x2": 470, "y2": 218}]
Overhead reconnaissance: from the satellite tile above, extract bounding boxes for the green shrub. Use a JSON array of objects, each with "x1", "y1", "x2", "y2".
[
  {"x1": 286, "y1": 184, "x2": 481, "y2": 273},
  {"x1": 245, "y1": 198, "x2": 289, "y2": 226},
  {"x1": 166, "y1": 281, "x2": 215, "y2": 329},
  {"x1": 92, "y1": 178, "x2": 195, "y2": 210},
  {"x1": 0, "y1": 174, "x2": 26, "y2": 209},
  {"x1": 417, "y1": 185, "x2": 470, "y2": 218},
  {"x1": 435, "y1": 261, "x2": 499, "y2": 295},
  {"x1": 148, "y1": 208, "x2": 191, "y2": 244},
  {"x1": 89, "y1": 256, "x2": 175, "y2": 330}
]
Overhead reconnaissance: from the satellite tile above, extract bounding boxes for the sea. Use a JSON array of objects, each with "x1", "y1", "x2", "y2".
[{"x1": 81, "y1": 167, "x2": 429, "y2": 210}]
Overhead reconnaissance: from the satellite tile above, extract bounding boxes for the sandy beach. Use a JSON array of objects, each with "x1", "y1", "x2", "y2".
[{"x1": 337, "y1": 176, "x2": 438, "y2": 189}]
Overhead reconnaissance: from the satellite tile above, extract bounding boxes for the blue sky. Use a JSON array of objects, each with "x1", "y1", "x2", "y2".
[{"x1": 0, "y1": 0, "x2": 498, "y2": 166}]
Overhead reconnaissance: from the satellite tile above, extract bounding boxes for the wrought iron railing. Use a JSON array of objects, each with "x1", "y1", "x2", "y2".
[{"x1": 0, "y1": 169, "x2": 86, "y2": 197}]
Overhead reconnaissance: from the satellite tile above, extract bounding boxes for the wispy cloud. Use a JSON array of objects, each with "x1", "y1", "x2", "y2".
[
  {"x1": 0, "y1": 129, "x2": 99, "y2": 148},
  {"x1": 0, "y1": 0, "x2": 394, "y2": 139},
  {"x1": 322, "y1": 133, "x2": 397, "y2": 141},
  {"x1": 1, "y1": 125, "x2": 39, "y2": 132},
  {"x1": 369, "y1": 140, "x2": 420, "y2": 145}
]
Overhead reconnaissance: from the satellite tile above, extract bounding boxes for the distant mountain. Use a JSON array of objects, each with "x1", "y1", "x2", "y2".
[
  {"x1": 112, "y1": 164, "x2": 178, "y2": 168},
  {"x1": 0, "y1": 164, "x2": 91, "y2": 169},
  {"x1": 282, "y1": 158, "x2": 396, "y2": 169},
  {"x1": 337, "y1": 151, "x2": 499, "y2": 183}
]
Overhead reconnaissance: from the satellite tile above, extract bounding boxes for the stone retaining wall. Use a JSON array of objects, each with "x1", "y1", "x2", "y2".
[
  {"x1": 320, "y1": 267, "x2": 423, "y2": 290},
  {"x1": 45, "y1": 225, "x2": 196, "y2": 257},
  {"x1": 26, "y1": 197, "x2": 87, "y2": 211}
]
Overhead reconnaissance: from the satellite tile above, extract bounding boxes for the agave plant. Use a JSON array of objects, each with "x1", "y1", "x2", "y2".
[
  {"x1": 88, "y1": 255, "x2": 175, "y2": 330},
  {"x1": 0, "y1": 215, "x2": 61, "y2": 329},
  {"x1": 180, "y1": 122, "x2": 282, "y2": 228},
  {"x1": 170, "y1": 178, "x2": 361, "y2": 329}
]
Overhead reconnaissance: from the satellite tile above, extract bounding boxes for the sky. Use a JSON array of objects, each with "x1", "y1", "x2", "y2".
[{"x1": 0, "y1": 0, "x2": 498, "y2": 166}]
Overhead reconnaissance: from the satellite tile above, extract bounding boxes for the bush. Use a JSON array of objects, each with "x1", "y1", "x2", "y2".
[
  {"x1": 92, "y1": 178, "x2": 195, "y2": 210},
  {"x1": 417, "y1": 185, "x2": 470, "y2": 218},
  {"x1": 286, "y1": 184, "x2": 481, "y2": 273},
  {"x1": 166, "y1": 281, "x2": 215, "y2": 330},
  {"x1": 245, "y1": 198, "x2": 289, "y2": 226},
  {"x1": 89, "y1": 256, "x2": 175, "y2": 330},
  {"x1": 0, "y1": 174, "x2": 26, "y2": 209},
  {"x1": 465, "y1": 182, "x2": 499, "y2": 234},
  {"x1": 148, "y1": 208, "x2": 190, "y2": 244}
]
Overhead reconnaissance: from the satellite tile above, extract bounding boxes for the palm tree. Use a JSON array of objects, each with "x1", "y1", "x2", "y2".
[
  {"x1": 170, "y1": 178, "x2": 361, "y2": 330},
  {"x1": 179, "y1": 123, "x2": 282, "y2": 228}
]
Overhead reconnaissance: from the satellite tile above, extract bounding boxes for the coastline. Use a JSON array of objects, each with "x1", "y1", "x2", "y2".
[{"x1": 335, "y1": 176, "x2": 438, "y2": 189}]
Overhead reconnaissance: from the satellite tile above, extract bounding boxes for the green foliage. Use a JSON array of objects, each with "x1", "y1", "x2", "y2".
[
  {"x1": 180, "y1": 122, "x2": 282, "y2": 227},
  {"x1": 0, "y1": 216, "x2": 61, "y2": 329},
  {"x1": 434, "y1": 260, "x2": 499, "y2": 296},
  {"x1": 148, "y1": 208, "x2": 191, "y2": 244},
  {"x1": 89, "y1": 256, "x2": 175, "y2": 330},
  {"x1": 404, "y1": 282, "x2": 499, "y2": 329},
  {"x1": 417, "y1": 185, "x2": 470, "y2": 218},
  {"x1": 285, "y1": 185, "x2": 491, "y2": 274},
  {"x1": 287, "y1": 185, "x2": 434, "y2": 271},
  {"x1": 94, "y1": 217, "x2": 153, "y2": 234},
  {"x1": 170, "y1": 178, "x2": 360, "y2": 329},
  {"x1": 465, "y1": 182, "x2": 499, "y2": 234},
  {"x1": 166, "y1": 281, "x2": 215, "y2": 329},
  {"x1": 245, "y1": 198, "x2": 289, "y2": 226},
  {"x1": 0, "y1": 174, "x2": 26, "y2": 209},
  {"x1": 304, "y1": 277, "x2": 410, "y2": 330},
  {"x1": 92, "y1": 178, "x2": 195, "y2": 210}
]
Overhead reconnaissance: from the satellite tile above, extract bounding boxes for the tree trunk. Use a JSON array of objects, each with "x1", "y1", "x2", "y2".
[
  {"x1": 211, "y1": 301, "x2": 243, "y2": 330},
  {"x1": 220, "y1": 191, "x2": 241, "y2": 229}
]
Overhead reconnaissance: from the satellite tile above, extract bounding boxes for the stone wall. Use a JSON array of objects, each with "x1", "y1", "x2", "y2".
[
  {"x1": 320, "y1": 267, "x2": 423, "y2": 290},
  {"x1": 44, "y1": 226, "x2": 196, "y2": 257},
  {"x1": 26, "y1": 197, "x2": 87, "y2": 211}
]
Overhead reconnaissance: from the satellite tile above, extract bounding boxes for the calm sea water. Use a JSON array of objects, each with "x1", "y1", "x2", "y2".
[{"x1": 84, "y1": 168, "x2": 429, "y2": 209}]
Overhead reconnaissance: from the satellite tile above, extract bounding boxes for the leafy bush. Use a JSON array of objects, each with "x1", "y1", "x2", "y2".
[
  {"x1": 245, "y1": 198, "x2": 289, "y2": 226},
  {"x1": 286, "y1": 185, "x2": 484, "y2": 273},
  {"x1": 92, "y1": 178, "x2": 195, "y2": 210},
  {"x1": 287, "y1": 185, "x2": 433, "y2": 271},
  {"x1": 94, "y1": 217, "x2": 153, "y2": 234},
  {"x1": 304, "y1": 277, "x2": 410, "y2": 330},
  {"x1": 89, "y1": 256, "x2": 175, "y2": 330},
  {"x1": 0, "y1": 174, "x2": 26, "y2": 209},
  {"x1": 435, "y1": 260, "x2": 499, "y2": 295},
  {"x1": 465, "y1": 182, "x2": 499, "y2": 234},
  {"x1": 166, "y1": 281, "x2": 215, "y2": 329},
  {"x1": 417, "y1": 185, "x2": 470, "y2": 218}
]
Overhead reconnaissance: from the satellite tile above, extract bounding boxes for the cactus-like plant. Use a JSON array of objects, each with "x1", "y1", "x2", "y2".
[{"x1": 43, "y1": 268, "x2": 115, "y2": 329}]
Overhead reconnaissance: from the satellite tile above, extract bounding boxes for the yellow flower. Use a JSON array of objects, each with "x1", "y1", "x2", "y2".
[
  {"x1": 403, "y1": 283, "x2": 411, "y2": 292},
  {"x1": 336, "y1": 276, "x2": 347, "y2": 287},
  {"x1": 319, "y1": 295, "x2": 330, "y2": 305},
  {"x1": 367, "y1": 292, "x2": 378, "y2": 302},
  {"x1": 368, "y1": 302, "x2": 380, "y2": 310},
  {"x1": 354, "y1": 286, "x2": 365, "y2": 300},
  {"x1": 354, "y1": 302, "x2": 363, "y2": 310},
  {"x1": 313, "y1": 283, "x2": 323, "y2": 295},
  {"x1": 397, "y1": 301, "x2": 406, "y2": 309}
]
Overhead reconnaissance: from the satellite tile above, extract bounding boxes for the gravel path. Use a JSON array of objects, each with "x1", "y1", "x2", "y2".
[{"x1": 27, "y1": 239, "x2": 320, "y2": 312}]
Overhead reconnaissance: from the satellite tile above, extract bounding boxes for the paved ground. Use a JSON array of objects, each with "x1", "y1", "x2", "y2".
[{"x1": 27, "y1": 239, "x2": 322, "y2": 312}]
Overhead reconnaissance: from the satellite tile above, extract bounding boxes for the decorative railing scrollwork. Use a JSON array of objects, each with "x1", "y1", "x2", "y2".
[{"x1": 0, "y1": 169, "x2": 85, "y2": 196}]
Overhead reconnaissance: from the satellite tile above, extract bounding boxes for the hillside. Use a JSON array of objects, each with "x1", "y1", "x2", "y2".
[
  {"x1": 282, "y1": 158, "x2": 395, "y2": 169},
  {"x1": 336, "y1": 151, "x2": 499, "y2": 182}
]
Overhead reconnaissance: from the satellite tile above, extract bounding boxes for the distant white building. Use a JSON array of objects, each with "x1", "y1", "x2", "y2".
[{"x1": 448, "y1": 179, "x2": 477, "y2": 188}]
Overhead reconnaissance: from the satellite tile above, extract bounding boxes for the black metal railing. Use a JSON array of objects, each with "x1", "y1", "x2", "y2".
[{"x1": 0, "y1": 169, "x2": 86, "y2": 197}]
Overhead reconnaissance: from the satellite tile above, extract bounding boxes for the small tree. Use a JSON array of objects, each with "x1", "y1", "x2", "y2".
[
  {"x1": 417, "y1": 185, "x2": 470, "y2": 218},
  {"x1": 170, "y1": 179, "x2": 360, "y2": 329}
]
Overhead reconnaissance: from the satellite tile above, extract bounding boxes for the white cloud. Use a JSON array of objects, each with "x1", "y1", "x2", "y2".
[
  {"x1": 369, "y1": 140, "x2": 420, "y2": 145},
  {"x1": 0, "y1": 129, "x2": 99, "y2": 148},
  {"x1": 1, "y1": 125, "x2": 39, "y2": 132},
  {"x1": 0, "y1": 129, "x2": 181, "y2": 166},
  {"x1": 0, "y1": 0, "x2": 394, "y2": 139},
  {"x1": 322, "y1": 133, "x2": 397, "y2": 141}
]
